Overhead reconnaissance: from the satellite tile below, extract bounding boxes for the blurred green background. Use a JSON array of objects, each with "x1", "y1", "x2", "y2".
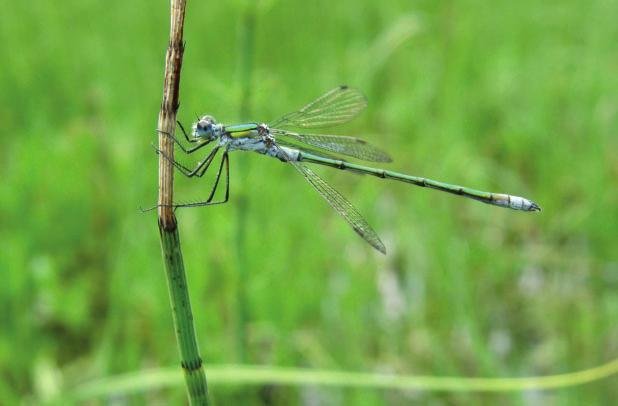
[{"x1": 1, "y1": 0, "x2": 617, "y2": 404}]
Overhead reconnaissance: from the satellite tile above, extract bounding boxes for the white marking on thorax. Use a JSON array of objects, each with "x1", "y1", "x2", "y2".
[
  {"x1": 219, "y1": 127, "x2": 300, "y2": 162},
  {"x1": 226, "y1": 136, "x2": 267, "y2": 153}
]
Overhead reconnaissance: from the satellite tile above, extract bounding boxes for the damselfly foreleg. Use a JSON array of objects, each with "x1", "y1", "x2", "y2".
[
  {"x1": 175, "y1": 121, "x2": 215, "y2": 153},
  {"x1": 157, "y1": 130, "x2": 212, "y2": 154},
  {"x1": 156, "y1": 145, "x2": 220, "y2": 178}
]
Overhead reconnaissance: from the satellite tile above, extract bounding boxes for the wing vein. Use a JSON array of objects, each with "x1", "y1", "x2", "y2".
[
  {"x1": 287, "y1": 159, "x2": 386, "y2": 254},
  {"x1": 271, "y1": 86, "x2": 368, "y2": 129}
]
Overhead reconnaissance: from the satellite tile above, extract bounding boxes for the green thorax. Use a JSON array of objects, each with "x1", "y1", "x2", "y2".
[{"x1": 225, "y1": 123, "x2": 259, "y2": 138}]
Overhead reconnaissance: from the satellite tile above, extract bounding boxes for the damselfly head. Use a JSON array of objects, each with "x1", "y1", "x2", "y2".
[{"x1": 192, "y1": 115, "x2": 218, "y2": 139}]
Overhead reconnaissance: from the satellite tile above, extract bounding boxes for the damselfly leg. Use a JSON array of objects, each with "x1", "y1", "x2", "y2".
[
  {"x1": 156, "y1": 145, "x2": 221, "y2": 178},
  {"x1": 141, "y1": 150, "x2": 230, "y2": 211},
  {"x1": 157, "y1": 122, "x2": 212, "y2": 154},
  {"x1": 171, "y1": 151, "x2": 230, "y2": 208},
  {"x1": 176, "y1": 121, "x2": 194, "y2": 143}
]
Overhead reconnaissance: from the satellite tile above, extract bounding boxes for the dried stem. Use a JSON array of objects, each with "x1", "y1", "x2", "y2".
[
  {"x1": 156, "y1": 0, "x2": 209, "y2": 404},
  {"x1": 158, "y1": 1, "x2": 185, "y2": 226}
]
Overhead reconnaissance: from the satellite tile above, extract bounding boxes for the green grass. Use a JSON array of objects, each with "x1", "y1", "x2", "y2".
[{"x1": 1, "y1": 0, "x2": 617, "y2": 404}]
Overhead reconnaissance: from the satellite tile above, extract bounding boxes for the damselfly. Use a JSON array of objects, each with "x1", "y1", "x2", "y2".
[{"x1": 153, "y1": 86, "x2": 540, "y2": 254}]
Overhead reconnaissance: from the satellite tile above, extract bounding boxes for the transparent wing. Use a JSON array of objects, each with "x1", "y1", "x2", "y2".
[
  {"x1": 284, "y1": 156, "x2": 386, "y2": 254},
  {"x1": 271, "y1": 129, "x2": 392, "y2": 162},
  {"x1": 270, "y1": 86, "x2": 368, "y2": 129}
]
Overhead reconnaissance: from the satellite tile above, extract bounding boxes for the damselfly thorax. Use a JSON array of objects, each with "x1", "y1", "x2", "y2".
[{"x1": 222, "y1": 123, "x2": 283, "y2": 159}]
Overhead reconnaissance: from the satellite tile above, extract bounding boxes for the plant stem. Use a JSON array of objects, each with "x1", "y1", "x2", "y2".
[
  {"x1": 63, "y1": 356, "x2": 618, "y2": 402},
  {"x1": 159, "y1": 228, "x2": 208, "y2": 403},
  {"x1": 157, "y1": 1, "x2": 209, "y2": 404}
]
